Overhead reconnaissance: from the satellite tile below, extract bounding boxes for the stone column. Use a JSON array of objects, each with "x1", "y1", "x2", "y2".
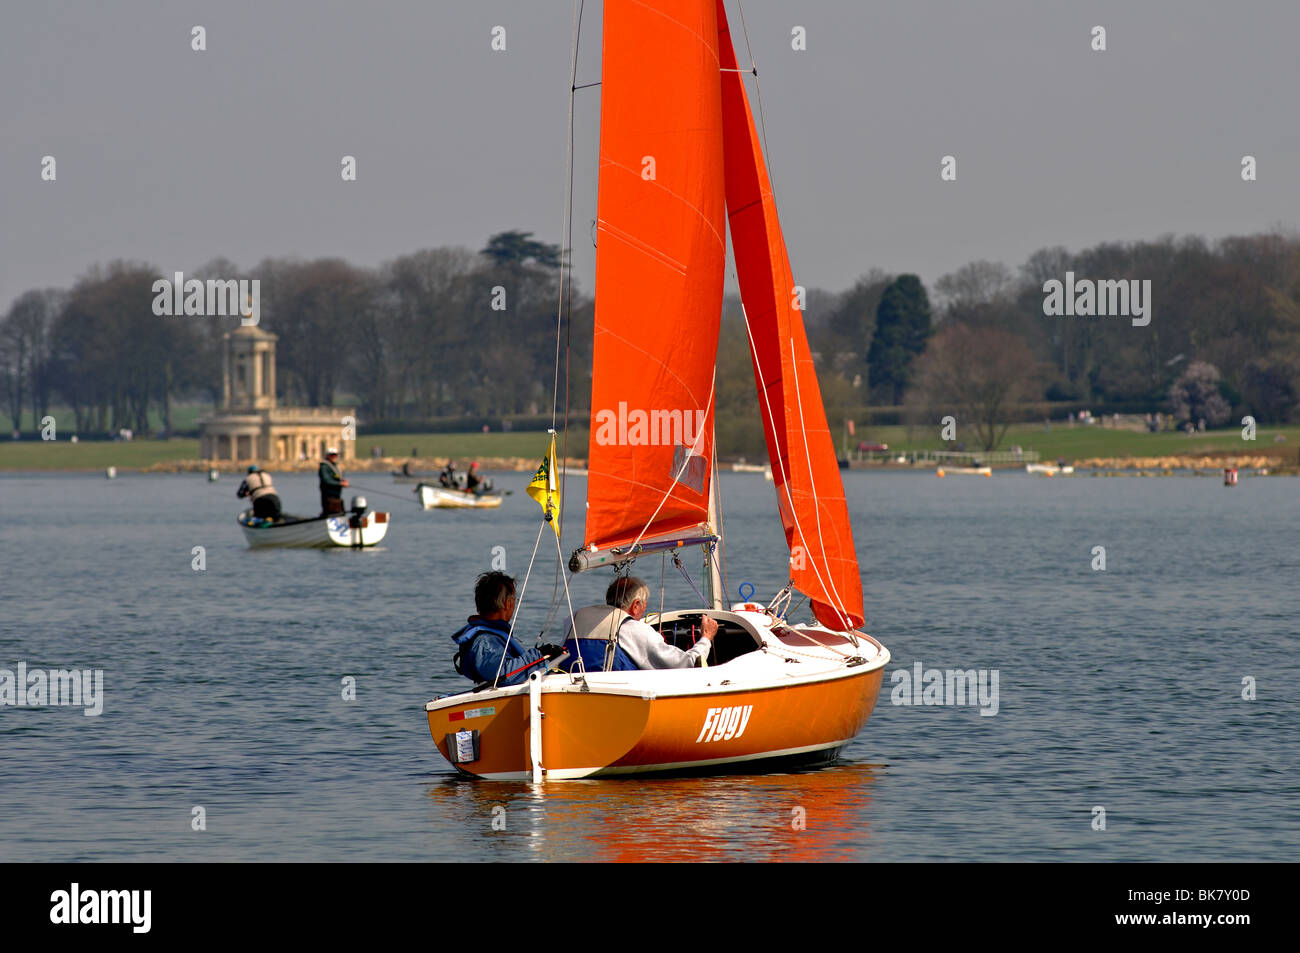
[
  {"x1": 222, "y1": 340, "x2": 230, "y2": 408},
  {"x1": 251, "y1": 346, "x2": 262, "y2": 407}
]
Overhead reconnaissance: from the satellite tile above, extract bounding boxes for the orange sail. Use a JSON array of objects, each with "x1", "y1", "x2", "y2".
[
  {"x1": 584, "y1": 0, "x2": 727, "y2": 553},
  {"x1": 715, "y1": 1, "x2": 864, "y2": 629}
]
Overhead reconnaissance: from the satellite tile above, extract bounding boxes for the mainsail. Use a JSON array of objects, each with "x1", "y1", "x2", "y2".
[
  {"x1": 584, "y1": 0, "x2": 727, "y2": 553},
  {"x1": 715, "y1": 0, "x2": 865, "y2": 630}
]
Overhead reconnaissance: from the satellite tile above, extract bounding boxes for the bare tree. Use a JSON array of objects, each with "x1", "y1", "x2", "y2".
[{"x1": 907, "y1": 323, "x2": 1046, "y2": 450}]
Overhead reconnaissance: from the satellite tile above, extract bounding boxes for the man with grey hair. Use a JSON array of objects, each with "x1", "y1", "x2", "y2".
[{"x1": 560, "y1": 575, "x2": 717, "y2": 672}]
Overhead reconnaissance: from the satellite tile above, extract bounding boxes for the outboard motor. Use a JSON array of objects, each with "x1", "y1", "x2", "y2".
[{"x1": 347, "y1": 495, "x2": 369, "y2": 544}]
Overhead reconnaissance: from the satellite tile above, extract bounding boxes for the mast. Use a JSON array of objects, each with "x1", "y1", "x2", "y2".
[{"x1": 705, "y1": 424, "x2": 724, "y2": 609}]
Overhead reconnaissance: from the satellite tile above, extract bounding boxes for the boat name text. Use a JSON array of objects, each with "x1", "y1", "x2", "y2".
[{"x1": 696, "y1": 704, "x2": 753, "y2": 743}]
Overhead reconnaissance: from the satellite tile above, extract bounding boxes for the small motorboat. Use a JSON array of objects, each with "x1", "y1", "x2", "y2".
[
  {"x1": 937, "y1": 466, "x2": 992, "y2": 477},
  {"x1": 415, "y1": 483, "x2": 503, "y2": 510},
  {"x1": 1026, "y1": 463, "x2": 1074, "y2": 475},
  {"x1": 238, "y1": 496, "x2": 389, "y2": 548}
]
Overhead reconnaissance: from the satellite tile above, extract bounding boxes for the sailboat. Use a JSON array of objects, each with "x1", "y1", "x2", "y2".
[{"x1": 425, "y1": 0, "x2": 889, "y2": 780}]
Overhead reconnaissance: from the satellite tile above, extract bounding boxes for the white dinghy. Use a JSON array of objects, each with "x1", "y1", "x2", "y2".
[
  {"x1": 415, "y1": 483, "x2": 503, "y2": 510},
  {"x1": 238, "y1": 496, "x2": 389, "y2": 548}
]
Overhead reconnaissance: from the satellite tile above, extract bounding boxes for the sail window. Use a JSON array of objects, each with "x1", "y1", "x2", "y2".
[{"x1": 671, "y1": 445, "x2": 707, "y2": 495}]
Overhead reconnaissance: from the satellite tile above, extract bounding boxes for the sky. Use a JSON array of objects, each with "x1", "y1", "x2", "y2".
[{"x1": 3, "y1": 0, "x2": 1298, "y2": 314}]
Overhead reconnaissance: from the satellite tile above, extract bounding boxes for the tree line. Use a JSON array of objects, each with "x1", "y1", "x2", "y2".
[
  {"x1": 0, "y1": 231, "x2": 592, "y2": 436},
  {"x1": 4, "y1": 229, "x2": 1299, "y2": 450}
]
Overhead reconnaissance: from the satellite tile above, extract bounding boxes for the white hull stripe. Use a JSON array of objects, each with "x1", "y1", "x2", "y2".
[{"x1": 465, "y1": 738, "x2": 852, "y2": 781}]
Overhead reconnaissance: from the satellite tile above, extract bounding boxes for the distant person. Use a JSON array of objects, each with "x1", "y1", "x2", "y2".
[
  {"x1": 560, "y1": 576, "x2": 715, "y2": 672},
  {"x1": 439, "y1": 460, "x2": 458, "y2": 488},
  {"x1": 451, "y1": 572, "x2": 561, "y2": 686},
  {"x1": 466, "y1": 461, "x2": 482, "y2": 494},
  {"x1": 401, "y1": 460, "x2": 413, "y2": 476},
  {"x1": 318, "y1": 447, "x2": 349, "y2": 515},
  {"x1": 237, "y1": 465, "x2": 282, "y2": 521}
]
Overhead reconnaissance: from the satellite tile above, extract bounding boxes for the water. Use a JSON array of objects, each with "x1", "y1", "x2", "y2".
[{"x1": 1, "y1": 469, "x2": 1296, "y2": 861}]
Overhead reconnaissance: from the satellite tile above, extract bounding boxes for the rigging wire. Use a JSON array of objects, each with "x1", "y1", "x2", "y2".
[
  {"x1": 711, "y1": 437, "x2": 730, "y2": 602},
  {"x1": 493, "y1": 518, "x2": 550, "y2": 687},
  {"x1": 540, "y1": 0, "x2": 586, "y2": 644}
]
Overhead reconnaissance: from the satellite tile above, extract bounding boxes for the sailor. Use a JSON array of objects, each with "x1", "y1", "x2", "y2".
[
  {"x1": 451, "y1": 572, "x2": 562, "y2": 687},
  {"x1": 237, "y1": 465, "x2": 282, "y2": 521},
  {"x1": 465, "y1": 461, "x2": 482, "y2": 494},
  {"x1": 560, "y1": 576, "x2": 716, "y2": 672},
  {"x1": 318, "y1": 447, "x2": 349, "y2": 515}
]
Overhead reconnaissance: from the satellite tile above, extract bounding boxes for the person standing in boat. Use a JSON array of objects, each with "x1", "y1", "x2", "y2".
[
  {"x1": 318, "y1": 447, "x2": 349, "y2": 515},
  {"x1": 465, "y1": 461, "x2": 482, "y2": 495},
  {"x1": 237, "y1": 465, "x2": 282, "y2": 521},
  {"x1": 561, "y1": 576, "x2": 716, "y2": 672},
  {"x1": 451, "y1": 572, "x2": 562, "y2": 686}
]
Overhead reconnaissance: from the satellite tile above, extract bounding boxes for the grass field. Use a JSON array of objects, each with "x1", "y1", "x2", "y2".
[
  {"x1": 356, "y1": 431, "x2": 589, "y2": 462},
  {"x1": 3, "y1": 422, "x2": 1297, "y2": 470},
  {"x1": 0, "y1": 431, "x2": 584, "y2": 470},
  {"x1": 0, "y1": 438, "x2": 202, "y2": 470}
]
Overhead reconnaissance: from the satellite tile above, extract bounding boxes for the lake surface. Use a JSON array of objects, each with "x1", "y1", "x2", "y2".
[{"x1": 1, "y1": 468, "x2": 1296, "y2": 861}]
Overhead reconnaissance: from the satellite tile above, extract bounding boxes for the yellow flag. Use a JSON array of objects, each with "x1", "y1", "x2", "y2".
[{"x1": 526, "y1": 434, "x2": 561, "y2": 536}]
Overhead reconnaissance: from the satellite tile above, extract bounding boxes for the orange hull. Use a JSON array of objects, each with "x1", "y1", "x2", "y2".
[{"x1": 427, "y1": 665, "x2": 885, "y2": 781}]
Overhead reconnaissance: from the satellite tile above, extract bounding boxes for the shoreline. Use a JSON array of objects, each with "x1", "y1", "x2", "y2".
[{"x1": 0, "y1": 455, "x2": 586, "y2": 475}]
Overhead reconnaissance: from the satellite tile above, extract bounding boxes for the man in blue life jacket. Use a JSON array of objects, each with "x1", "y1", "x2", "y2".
[
  {"x1": 560, "y1": 576, "x2": 716, "y2": 673},
  {"x1": 451, "y1": 572, "x2": 563, "y2": 687}
]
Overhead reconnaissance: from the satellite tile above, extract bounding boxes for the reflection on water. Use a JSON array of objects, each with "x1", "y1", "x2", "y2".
[{"x1": 427, "y1": 762, "x2": 882, "y2": 862}]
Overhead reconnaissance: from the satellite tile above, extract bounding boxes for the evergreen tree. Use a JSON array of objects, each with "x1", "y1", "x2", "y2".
[{"x1": 868, "y1": 274, "x2": 931, "y2": 404}]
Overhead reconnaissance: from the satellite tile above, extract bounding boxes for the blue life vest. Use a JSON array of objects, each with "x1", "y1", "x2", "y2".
[
  {"x1": 451, "y1": 618, "x2": 545, "y2": 686},
  {"x1": 561, "y1": 637, "x2": 638, "y2": 672}
]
